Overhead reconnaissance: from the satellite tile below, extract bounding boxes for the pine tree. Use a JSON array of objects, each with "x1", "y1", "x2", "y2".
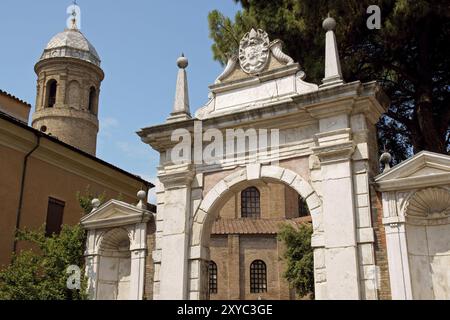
[{"x1": 208, "y1": 0, "x2": 450, "y2": 162}]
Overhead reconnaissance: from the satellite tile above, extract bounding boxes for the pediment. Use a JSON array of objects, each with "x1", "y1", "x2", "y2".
[
  {"x1": 81, "y1": 200, "x2": 153, "y2": 229},
  {"x1": 375, "y1": 151, "x2": 450, "y2": 191}
]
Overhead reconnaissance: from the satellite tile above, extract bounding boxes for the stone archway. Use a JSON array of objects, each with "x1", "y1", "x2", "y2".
[
  {"x1": 81, "y1": 197, "x2": 152, "y2": 300},
  {"x1": 187, "y1": 164, "x2": 324, "y2": 299}
]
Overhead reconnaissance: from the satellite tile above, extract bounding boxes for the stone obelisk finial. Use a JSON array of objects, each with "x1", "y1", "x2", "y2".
[
  {"x1": 320, "y1": 15, "x2": 344, "y2": 88},
  {"x1": 167, "y1": 53, "x2": 192, "y2": 123}
]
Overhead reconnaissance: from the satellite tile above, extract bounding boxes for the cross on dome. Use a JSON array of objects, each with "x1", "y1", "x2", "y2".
[{"x1": 69, "y1": 0, "x2": 79, "y2": 30}]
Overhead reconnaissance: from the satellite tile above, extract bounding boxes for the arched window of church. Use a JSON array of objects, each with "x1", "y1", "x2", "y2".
[
  {"x1": 298, "y1": 195, "x2": 310, "y2": 217},
  {"x1": 46, "y1": 80, "x2": 57, "y2": 108},
  {"x1": 88, "y1": 86, "x2": 97, "y2": 114},
  {"x1": 208, "y1": 261, "x2": 218, "y2": 295},
  {"x1": 250, "y1": 260, "x2": 267, "y2": 293},
  {"x1": 241, "y1": 187, "x2": 260, "y2": 218}
]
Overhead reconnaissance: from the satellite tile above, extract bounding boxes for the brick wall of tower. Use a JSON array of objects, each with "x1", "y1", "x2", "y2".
[{"x1": 32, "y1": 59, "x2": 103, "y2": 156}]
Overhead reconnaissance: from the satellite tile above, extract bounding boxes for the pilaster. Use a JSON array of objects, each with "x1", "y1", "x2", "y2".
[
  {"x1": 157, "y1": 163, "x2": 195, "y2": 300},
  {"x1": 312, "y1": 108, "x2": 361, "y2": 299},
  {"x1": 381, "y1": 192, "x2": 413, "y2": 299},
  {"x1": 228, "y1": 235, "x2": 241, "y2": 300}
]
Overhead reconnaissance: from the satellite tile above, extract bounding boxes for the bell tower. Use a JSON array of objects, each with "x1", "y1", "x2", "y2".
[{"x1": 32, "y1": 10, "x2": 104, "y2": 155}]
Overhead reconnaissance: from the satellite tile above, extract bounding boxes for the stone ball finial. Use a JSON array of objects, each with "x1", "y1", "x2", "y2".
[
  {"x1": 323, "y1": 16, "x2": 336, "y2": 31},
  {"x1": 177, "y1": 53, "x2": 189, "y2": 69},
  {"x1": 380, "y1": 151, "x2": 392, "y2": 172},
  {"x1": 91, "y1": 198, "x2": 101, "y2": 210},
  {"x1": 137, "y1": 190, "x2": 147, "y2": 201}
]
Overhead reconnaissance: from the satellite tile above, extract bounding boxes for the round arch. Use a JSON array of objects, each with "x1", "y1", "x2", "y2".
[
  {"x1": 188, "y1": 164, "x2": 323, "y2": 299},
  {"x1": 98, "y1": 227, "x2": 131, "y2": 253}
]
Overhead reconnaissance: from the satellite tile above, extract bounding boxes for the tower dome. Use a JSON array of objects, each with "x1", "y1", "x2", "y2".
[{"x1": 40, "y1": 26, "x2": 101, "y2": 66}]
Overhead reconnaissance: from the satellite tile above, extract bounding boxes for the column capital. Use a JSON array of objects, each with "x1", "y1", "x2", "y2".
[
  {"x1": 382, "y1": 216, "x2": 407, "y2": 231},
  {"x1": 130, "y1": 249, "x2": 147, "y2": 259},
  {"x1": 312, "y1": 141, "x2": 355, "y2": 164},
  {"x1": 305, "y1": 97, "x2": 354, "y2": 120},
  {"x1": 158, "y1": 163, "x2": 195, "y2": 189}
]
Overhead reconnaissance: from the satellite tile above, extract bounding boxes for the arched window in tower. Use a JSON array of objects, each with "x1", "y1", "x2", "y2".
[
  {"x1": 241, "y1": 187, "x2": 260, "y2": 218},
  {"x1": 46, "y1": 80, "x2": 57, "y2": 108},
  {"x1": 298, "y1": 195, "x2": 310, "y2": 217},
  {"x1": 208, "y1": 261, "x2": 218, "y2": 295},
  {"x1": 88, "y1": 86, "x2": 97, "y2": 114},
  {"x1": 250, "y1": 260, "x2": 267, "y2": 293}
]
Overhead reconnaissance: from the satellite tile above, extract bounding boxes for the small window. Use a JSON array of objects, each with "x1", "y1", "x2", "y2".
[
  {"x1": 88, "y1": 86, "x2": 96, "y2": 114},
  {"x1": 298, "y1": 195, "x2": 310, "y2": 217},
  {"x1": 250, "y1": 260, "x2": 267, "y2": 293},
  {"x1": 241, "y1": 187, "x2": 260, "y2": 218},
  {"x1": 46, "y1": 80, "x2": 57, "y2": 108},
  {"x1": 208, "y1": 261, "x2": 218, "y2": 294},
  {"x1": 45, "y1": 197, "x2": 65, "y2": 236}
]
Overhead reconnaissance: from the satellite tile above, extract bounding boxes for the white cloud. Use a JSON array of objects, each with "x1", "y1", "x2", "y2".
[
  {"x1": 102, "y1": 117, "x2": 119, "y2": 129},
  {"x1": 116, "y1": 141, "x2": 151, "y2": 158}
]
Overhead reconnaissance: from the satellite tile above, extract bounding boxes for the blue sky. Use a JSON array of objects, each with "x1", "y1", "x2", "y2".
[{"x1": 0, "y1": 0, "x2": 241, "y2": 202}]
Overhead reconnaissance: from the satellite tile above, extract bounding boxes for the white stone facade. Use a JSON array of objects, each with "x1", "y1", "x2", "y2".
[
  {"x1": 137, "y1": 25, "x2": 392, "y2": 300},
  {"x1": 375, "y1": 151, "x2": 450, "y2": 300},
  {"x1": 79, "y1": 23, "x2": 450, "y2": 300},
  {"x1": 81, "y1": 196, "x2": 154, "y2": 300}
]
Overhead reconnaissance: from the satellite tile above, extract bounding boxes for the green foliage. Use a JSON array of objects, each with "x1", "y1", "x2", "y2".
[
  {"x1": 278, "y1": 223, "x2": 314, "y2": 299},
  {"x1": 209, "y1": 0, "x2": 450, "y2": 162},
  {"x1": 209, "y1": 9, "x2": 257, "y2": 65},
  {"x1": 76, "y1": 185, "x2": 106, "y2": 215},
  {"x1": 0, "y1": 225, "x2": 88, "y2": 300}
]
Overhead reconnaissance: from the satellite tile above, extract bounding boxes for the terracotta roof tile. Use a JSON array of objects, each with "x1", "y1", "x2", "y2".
[{"x1": 211, "y1": 216, "x2": 312, "y2": 235}]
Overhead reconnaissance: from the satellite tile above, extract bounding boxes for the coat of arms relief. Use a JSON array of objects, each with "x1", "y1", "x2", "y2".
[
  {"x1": 239, "y1": 28, "x2": 270, "y2": 74},
  {"x1": 214, "y1": 28, "x2": 295, "y2": 84}
]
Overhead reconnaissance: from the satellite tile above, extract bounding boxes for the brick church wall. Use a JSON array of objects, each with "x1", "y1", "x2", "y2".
[{"x1": 371, "y1": 187, "x2": 392, "y2": 299}]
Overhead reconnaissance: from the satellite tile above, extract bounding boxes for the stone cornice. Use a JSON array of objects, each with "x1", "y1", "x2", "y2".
[
  {"x1": 209, "y1": 63, "x2": 300, "y2": 94},
  {"x1": 375, "y1": 173, "x2": 450, "y2": 192},
  {"x1": 305, "y1": 97, "x2": 355, "y2": 119},
  {"x1": 139, "y1": 81, "x2": 387, "y2": 154},
  {"x1": 35, "y1": 56, "x2": 105, "y2": 81},
  {"x1": 81, "y1": 200, "x2": 153, "y2": 230}
]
